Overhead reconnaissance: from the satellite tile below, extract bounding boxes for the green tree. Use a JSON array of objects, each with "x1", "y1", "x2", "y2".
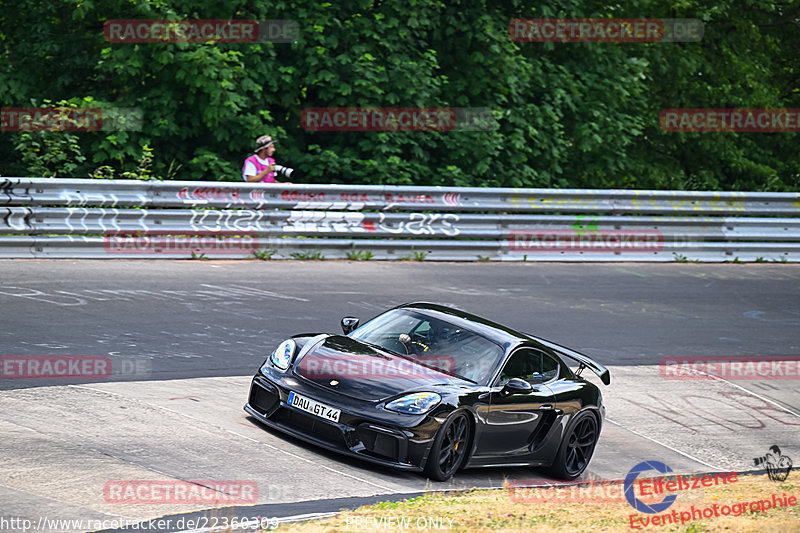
[{"x1": 0, "y1": 0, "x2": 796, "y2": 190}]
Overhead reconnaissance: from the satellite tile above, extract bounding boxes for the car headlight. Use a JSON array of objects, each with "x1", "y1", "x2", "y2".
[
  {"x1": 268, "y1": 339, "x2": 296, "y2": 371},
  {"x1": 385, "y1": 392, "x2": 442, "y2": 414}
]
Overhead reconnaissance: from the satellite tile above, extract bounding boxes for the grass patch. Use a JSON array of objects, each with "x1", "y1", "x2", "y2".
[
  {"x1": 279, "y1": 474, "x2": 799, "y2": 533},
  {"x1": 346, "y1": 247, "x2": 374, "y2": 261},
  {"x1": 290, "y1": 249, "x2": 325, "y2": 260},
  {"x1": 673, "y1": 253, "x2": 700, "y2": 263},
  {"x1": 252, "y1": 248, "x2": 277, "y2": 260},
  {"x1": 400, "y1": 251, "x2": 428, "y2": 261}
]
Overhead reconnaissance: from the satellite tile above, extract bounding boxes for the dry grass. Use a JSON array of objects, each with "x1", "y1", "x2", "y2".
[{"x1": 278, "y1": 473, "x2": 798, "y2": 533}]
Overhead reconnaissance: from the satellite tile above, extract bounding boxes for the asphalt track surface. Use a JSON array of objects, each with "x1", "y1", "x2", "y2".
[{"x1": 0, "y1": 260, "x2": 798, "y2": 532}]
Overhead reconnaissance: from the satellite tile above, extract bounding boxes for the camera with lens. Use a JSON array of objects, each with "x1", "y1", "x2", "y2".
[
  {"x1": 754, "y1": 445, "x2": 781, "y2": 467},
  {"x1": 273, "y1": 164, "x2": 294, "y2": 179}
]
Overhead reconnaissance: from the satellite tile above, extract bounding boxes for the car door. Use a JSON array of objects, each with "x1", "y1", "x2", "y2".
[{"x1": 473, "y1": 348, "x2": 558, "y2": 459}]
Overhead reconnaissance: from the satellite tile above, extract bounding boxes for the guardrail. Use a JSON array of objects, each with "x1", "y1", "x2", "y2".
[{"x1": 1, "y1": 177, "x2": 799, "y2": 261}]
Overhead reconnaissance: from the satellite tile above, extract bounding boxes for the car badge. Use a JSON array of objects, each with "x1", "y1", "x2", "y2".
[{"x1": 330, "y1": 380, "x2": 339, "y2": 386}]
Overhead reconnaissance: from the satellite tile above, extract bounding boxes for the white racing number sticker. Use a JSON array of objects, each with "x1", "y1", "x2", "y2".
[{"x1": 287, "y1": 391, "x2": 341, "y2": 423}]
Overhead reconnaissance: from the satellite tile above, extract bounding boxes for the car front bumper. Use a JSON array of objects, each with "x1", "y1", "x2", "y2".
[{"x1": 244, "y1": 375, "x2": 439, "y2": 472}]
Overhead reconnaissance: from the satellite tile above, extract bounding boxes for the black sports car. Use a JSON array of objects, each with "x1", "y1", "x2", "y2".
[{"x1": 244, "y1": 302, "x2": 610, "y2": 481}]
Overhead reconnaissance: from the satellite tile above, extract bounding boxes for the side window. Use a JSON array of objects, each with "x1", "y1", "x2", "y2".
[
  {"x1": 540, "y1": 353, "x2": 559, "y2": 382},
  {"x1": 412, "y1": 321, "x2": 432, "y2": 338},
  {"x1": 496, "y1": 349, "x2": 560, "y2": 386}
]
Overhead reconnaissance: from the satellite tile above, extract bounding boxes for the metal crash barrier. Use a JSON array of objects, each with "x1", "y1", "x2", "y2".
[{"x1": 1, "y1": 177, "x2": 799, "y2": 261}]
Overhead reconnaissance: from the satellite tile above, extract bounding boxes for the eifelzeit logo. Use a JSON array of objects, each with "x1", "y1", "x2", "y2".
[{"x1": 754, "y1": 445, "x2": 793, "y2": 482}]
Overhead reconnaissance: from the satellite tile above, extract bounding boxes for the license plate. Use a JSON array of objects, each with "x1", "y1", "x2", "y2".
[{"x1": 287, "y1": 391, "x2": 341, "y2": 423}]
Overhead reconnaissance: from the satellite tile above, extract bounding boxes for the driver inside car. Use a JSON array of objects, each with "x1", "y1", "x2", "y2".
[
  {"x1": 398, "y1": 332, "x2": 431, "y2": 354},
  {"x1": 399, "y1": 321, "x2": 459, "y2": 354}
]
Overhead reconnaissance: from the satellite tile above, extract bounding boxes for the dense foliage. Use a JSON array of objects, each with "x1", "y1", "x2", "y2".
[{"x1": 1, "y1": 0, "x2": 798, "y2": 190}]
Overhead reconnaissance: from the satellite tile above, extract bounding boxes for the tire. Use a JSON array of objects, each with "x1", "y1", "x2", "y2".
[
  {"x1": 545, "y1": 410, "x2": 599, "y2": 480},
  {"x1": 424, "y1": 411, "x2": 471, "y2": 481}
]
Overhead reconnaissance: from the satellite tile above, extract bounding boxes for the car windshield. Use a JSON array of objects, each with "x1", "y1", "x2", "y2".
[{"x1": 350, "y1": 309, "x2": 504, "y2": 384}]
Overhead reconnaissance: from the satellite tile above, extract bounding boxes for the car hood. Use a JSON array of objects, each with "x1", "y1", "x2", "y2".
[{"x1": 293, "y1": 335, "x2": 453, "y2": 401}]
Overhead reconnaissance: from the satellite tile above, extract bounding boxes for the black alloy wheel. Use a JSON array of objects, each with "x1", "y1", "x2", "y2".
[
  {"x1": 425, "y1": 411, "x2": 471, "y2": 481},
  {"x1": 547, "y1": 411, "x2": 598, "y2": 479}
]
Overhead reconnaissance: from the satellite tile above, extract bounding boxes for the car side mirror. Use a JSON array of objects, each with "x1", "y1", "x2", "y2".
[
  {"x1": 501, "y1": 377, "x2": 533, "y2": 396},
  {"x1": 341, "y1": 317, "x2": 359, "y2": 334}
]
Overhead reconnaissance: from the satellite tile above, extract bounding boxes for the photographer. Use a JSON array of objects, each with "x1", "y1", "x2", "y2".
[{"x1": 242, "y1": 134, "x2": 294, "y2": 183}]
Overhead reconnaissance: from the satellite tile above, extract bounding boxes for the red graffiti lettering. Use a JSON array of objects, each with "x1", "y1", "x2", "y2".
[
  {"x1": 339, "y1": 193, "x2": 370, "y2": 202},
  {"x1": 719, "y1": 391, "x2": 800, "y2": 427},
  {"x1": 281, "y1": 190, "x2": 326, "y2": 202},
  {"x1": 683, "y1": 394, "x2": 765, "y2": 430},
  {"x1": 384, "y1": 193, "x2": 435, "y2": 204},
  {"x1": 178, "y1": 187, "x2": 241, "y2": 203}
]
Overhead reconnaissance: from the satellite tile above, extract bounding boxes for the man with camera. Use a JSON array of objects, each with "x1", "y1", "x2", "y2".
[{"x1": 242, "y1": 134, "x2": 294, "y2": 183}]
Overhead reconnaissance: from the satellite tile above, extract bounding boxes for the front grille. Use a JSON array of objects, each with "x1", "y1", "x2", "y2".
[
  {"x1": 272, "y1": 407, "x2": 347, "y2": 448},
  {"x1": 249, "y1": 382, "x2": 279, "y2": 415},
  {"x1": 356, "y1": 424, "x2": 406, "y2": 462}
]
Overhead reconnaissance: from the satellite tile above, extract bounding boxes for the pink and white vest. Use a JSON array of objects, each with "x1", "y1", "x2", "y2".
[{"x1": 242, "y1": 155, "x2": 275, "y2": 183}]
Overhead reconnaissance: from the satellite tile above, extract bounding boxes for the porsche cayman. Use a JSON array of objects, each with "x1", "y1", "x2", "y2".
[{"x1": 244, "y1": 302, "x2": 610, "y2": 481}]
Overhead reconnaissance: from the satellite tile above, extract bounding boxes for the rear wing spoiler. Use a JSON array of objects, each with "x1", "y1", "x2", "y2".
[{"x1": 528, "y1": 335, "x2": 611, "y2": 385}]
